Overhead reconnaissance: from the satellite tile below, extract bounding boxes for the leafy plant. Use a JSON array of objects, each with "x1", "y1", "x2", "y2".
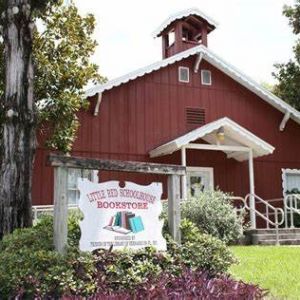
[
  {"x1": 0, "y1": 215, "x2": 249, "y2": 298},
  {"x1": 166, "y1": 219, "x2": 237, "y2": 274},
  {"x1": 273, "y1": 0, "x2": 300, "y2": 110},
  {"x1": 180, "y1": 190, "x2": 244, "y2": 243},
  {"x1": 65, "y1": 269, "x2": 267, "y2": 299},
  {"x1": 33, "y1": 1, "x2": 105, "y2": 152}
]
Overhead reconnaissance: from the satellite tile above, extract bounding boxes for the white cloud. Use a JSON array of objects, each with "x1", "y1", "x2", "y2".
[{"x1": 74, "y1": 0, "x2": 296, "y2": 84}]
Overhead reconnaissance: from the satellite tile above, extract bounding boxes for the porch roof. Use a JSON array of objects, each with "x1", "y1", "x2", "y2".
[{"x1": 149, "y1": 117, "x2": 275, "y2": 162}]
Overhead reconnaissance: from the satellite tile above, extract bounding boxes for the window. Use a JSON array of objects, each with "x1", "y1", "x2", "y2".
[
  {"x1": 68, "y1": 169, "x2": 98, "y2": 204},
  {"x1": 178, "y1": 66, "x2": 190, "y2": 83},
  {"x1": 282, "y1": 169, "x2": 300, "y2": 195},
  {"x1": 187, "y1": 167, "x2": 214, "y2": 198},
  {"x1": 201, "y1": 70, "x2": 212, "y2": 85}
]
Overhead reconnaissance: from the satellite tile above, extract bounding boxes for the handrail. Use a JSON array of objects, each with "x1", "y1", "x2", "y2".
[
  {"x1": 244, "y1": 193, "x2": 285, "y2": 245},
  {"x1": 284, "y1": 194, "x2": 300, "y2": 228},
  {"x1": 32, "y1": 204, "x2": 78, "y2": 221},
  {"x1": 227, "y1": 196, "x2": 246, "y2": 216}
]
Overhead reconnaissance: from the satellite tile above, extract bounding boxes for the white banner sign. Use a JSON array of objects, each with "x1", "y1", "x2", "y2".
[{"x1": 78, "y1": 179, "x2": 167, "y2": 251}]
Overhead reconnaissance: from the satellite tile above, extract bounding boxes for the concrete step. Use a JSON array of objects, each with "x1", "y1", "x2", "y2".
[
  {"x1": 256, "y1": 239, "x2": 300, "y2": 246},
  {"x1": 252, "y1": 234, "x2": 300, "y2": 244},
  {"x1": 247, "y1": 228, "x2": 300, "y2": 235},
  {"x1": 245, "y1": 228, "x2": 300, "y2": 245}
]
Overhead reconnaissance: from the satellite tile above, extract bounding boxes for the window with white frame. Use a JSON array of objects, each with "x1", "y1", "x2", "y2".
[
  {"x1": 178, "y1": 66, "x2": 190, "y2": 83},
  {"x1": 282, "y1": 169, "x2": 300, "y2": 195},
  {"x1": 68, "y1": 169, "x2": 98, "y2": 204},
  {"x1": 201, "y1": 70, "x2": 212, "y2": 85},
  {"x1": 187, "y1": 167, "x2": 214, "y2": 198}
]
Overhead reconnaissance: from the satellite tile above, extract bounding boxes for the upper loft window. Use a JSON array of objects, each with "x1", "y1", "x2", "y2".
[
  {"x1": 201, "y1": 70, "x2": 212, "y2": 85},
  {"x1": 178, "y1": 66, "x2": 190, "y2": 83}
]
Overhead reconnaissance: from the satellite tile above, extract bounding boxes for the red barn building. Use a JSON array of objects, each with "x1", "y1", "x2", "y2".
[{"x1": 33, "y1": 8, "x2": 300, "y2": 230}]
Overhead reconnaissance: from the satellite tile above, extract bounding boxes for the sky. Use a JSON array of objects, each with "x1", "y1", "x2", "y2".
[{"x1": 74, "y1": 0, "x2": 296, "y2": 85}]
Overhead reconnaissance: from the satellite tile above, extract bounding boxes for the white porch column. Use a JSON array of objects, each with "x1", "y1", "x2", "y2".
[
  {"x1": 181, "y1": 147, "x2": 187, "y2": 200},
  {"x1": 248, "y1": 149, "x2": 256, "y2": 229}
]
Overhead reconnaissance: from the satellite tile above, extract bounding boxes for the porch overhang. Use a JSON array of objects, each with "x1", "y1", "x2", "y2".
[{"x1": 149, "y1": 117, "x2": 275, "y2": 161}]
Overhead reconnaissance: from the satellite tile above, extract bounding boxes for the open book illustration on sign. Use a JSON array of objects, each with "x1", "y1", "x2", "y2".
[{"x1": 104, "y1": 211, "x2": 145, "y2": 235}]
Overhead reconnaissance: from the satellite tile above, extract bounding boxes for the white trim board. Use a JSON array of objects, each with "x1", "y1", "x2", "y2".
[{"x1": 85, "y1": 45, "x2": 300, "y2": 127}]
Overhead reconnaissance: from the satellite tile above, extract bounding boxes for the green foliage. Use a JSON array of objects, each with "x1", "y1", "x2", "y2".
[
  {"x1": 92, "y1": 247, "x2": 181, "y2": 292},
  {"x1": 0, "y1": 215, "x2": 53, "y2": 253},
  {"x1": 181, "y1": 190, "x2": 244, "y2": 244},
  {"x1": 0, "y1": 215, "x2": 95, "y2": 298},
  {"x1": 283, "y1": 0, "x2": 300, "y2": 34},
  {"x1": 0, "y1": 0, "x2": 104, "y2": 153},
  {"x1": 34, "y1": 1, "x2": 105, "y2": 152},
  {"x1": 67, "y1": 210, "x2": 83, "y2": 247},
  {"x1": 0, "y1": 1, "x2": 58, "y2": 16},
  {"x1": 166, "y1": 219, "x2": 237, "y2": 274},
  {"x1": 273, "y1": 0, "x2": 300, "y2": 110},
  {"x1": 0, "y1": 214, "x2": 236, "y2": 298}
]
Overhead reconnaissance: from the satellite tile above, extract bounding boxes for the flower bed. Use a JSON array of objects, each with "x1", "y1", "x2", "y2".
[{"x1": 0, "y1": 215, "x2": 266, "y2": 299}]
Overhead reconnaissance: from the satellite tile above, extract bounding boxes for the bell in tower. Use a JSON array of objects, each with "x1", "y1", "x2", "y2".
[{"x1": 153, "y1": 8, "x2": 218, "y2": 59}]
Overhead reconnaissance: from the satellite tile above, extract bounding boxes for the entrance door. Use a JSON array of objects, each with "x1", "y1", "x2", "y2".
[{"x1": 187, "y1": 167, "x2": 214, "y2": 198}]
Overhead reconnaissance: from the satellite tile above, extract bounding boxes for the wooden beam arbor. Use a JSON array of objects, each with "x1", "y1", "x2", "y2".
[{"x1": 48, "y1": 154, "x2": 186, "y2": 253}]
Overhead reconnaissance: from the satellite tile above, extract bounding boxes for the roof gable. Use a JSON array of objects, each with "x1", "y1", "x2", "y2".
[
  {"x1": 149, "y1": 117, "x2": 275, "y2": 162},
  {"x1": 85, "y1": 45, "x2": 300, "y2": 126}
]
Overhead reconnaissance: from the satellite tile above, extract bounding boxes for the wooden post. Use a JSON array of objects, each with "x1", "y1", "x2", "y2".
[
  {"x1": 162, "y1": 34, "x2": 169, "y2": 59},
  {"x1": 248, "y1": 149, "x2": 256, "y2": 229},
  {"x1": 201, "y1": 22, "x2": 208, "y2": 46},
  {"x1": 53, "y1": 166, "x2": 68, "y2": 254},
  {"x1": 174, "y1": 21, "x2": 183, "y2": 53},
  {"x1": 168, "y1": 175, "x2": 181, "y2": 243}
]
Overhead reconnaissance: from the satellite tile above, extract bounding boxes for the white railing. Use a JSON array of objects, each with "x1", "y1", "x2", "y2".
[
  {"x1": 284, "y1": 194, "x2": 300, "y2": 228},
  {"x1": 32, "y1": 204, "x2": 78, "y2": 222},
  {"x1": 244, "y1": 194, "x2": 284, "y2": 245}
]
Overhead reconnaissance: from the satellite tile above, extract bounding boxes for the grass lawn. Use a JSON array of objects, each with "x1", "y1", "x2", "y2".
[{"x1": 230, "y1": 246, "x2": 300, "y2": 299}]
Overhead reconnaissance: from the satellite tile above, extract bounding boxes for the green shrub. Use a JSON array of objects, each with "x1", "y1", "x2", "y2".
[
  {"x1": 91, "y1": 246, "x2": 182, "y2": 292},
  {"x1": 166, "y1": 219, "x2": 237, "y2": 274},
  {"x1": 0, "y1": 215, "x2": 95, "y2": 298},
  {"x1": 0, "y1": 214, "x2": 236, "y2": 298},
  {"x1": 181, "y1": 190, "x2": 244, "y2": 243}
]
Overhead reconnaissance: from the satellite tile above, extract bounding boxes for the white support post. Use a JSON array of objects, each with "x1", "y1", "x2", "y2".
[
  {"x1": 181, "y1": 147, "x2": 187, "y2": 201},
  {"x1": 248, "y1": 149, "x2": 256, "y2": 229},
  {"x1": 53, "y1": 166, "x2": 69, "y2": 254}
]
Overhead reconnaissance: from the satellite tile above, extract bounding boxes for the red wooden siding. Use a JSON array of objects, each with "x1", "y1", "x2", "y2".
[{"x1": 33, "y1": 54, "x2": 300, "y2": 205}]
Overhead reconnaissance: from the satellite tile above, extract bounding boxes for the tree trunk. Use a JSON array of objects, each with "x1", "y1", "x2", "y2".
[{"x1": 0, "y1": 0, "x2": 36, "y2": 238}]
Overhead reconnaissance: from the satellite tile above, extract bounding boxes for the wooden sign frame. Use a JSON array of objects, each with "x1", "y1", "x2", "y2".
[{"x1": 48, "y1": 154, "x2": 186, "y2": 253}]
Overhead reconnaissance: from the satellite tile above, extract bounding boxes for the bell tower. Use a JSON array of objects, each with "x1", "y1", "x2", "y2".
[{"x1": 153, "y1": 8, "x2": 218, "y2": 59}]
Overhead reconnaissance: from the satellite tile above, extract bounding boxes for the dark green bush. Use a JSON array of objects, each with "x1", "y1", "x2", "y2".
[
  {"x1": 181, "y1": 190, "x2": 244, "y2": 243},
  {"x1": 0, "y1": 214, "x2": 236, "y2": 298},
  {"x1": 0, "y1": 214, "x2": 95, "y2": 298}
]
